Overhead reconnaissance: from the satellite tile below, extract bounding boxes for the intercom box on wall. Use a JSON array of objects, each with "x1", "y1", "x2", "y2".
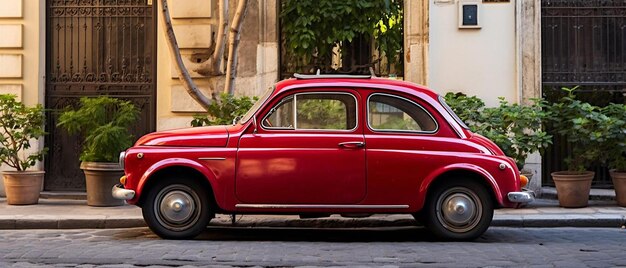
[{"x1": 458, "y1": 0, "x2": 482, "y2": 29}]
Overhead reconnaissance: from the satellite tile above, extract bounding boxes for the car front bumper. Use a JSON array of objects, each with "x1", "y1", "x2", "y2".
[
  {"x1": 112, "y1": 183, "x2": 135, "y2": 200},
  {"x1": 507, "y1": 190, "x2": 535, "y2": 203}
]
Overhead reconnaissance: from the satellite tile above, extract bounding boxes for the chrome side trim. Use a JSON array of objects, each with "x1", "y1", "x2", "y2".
[
  {"x1": 118, "y1": 151, "x2": 126, "y2": 169},
  {"x1": 235, "y1": 204, "x2": 409, "y2": 209},
  {"x1": 198, "y1": 157, "x2": 226, "y2": 161}
]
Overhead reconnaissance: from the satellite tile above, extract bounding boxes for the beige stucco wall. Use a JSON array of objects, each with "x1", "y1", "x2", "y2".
[
  {"x1": 0, "y1": 0, "x2": 43, "y2": 106},
  {"x1": 0, "y1": 0, "x2": 45, "y2": 196},
  {"x1": 156, "y1": 0, "x2": 279, "y2": 130},
  {"x1": 428, "y1": 0, "x2": 517, "y2": 107}
]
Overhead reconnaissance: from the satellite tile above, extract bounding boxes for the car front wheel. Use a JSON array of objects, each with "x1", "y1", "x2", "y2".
[
  {"x1": 424, "y1": 179, "x2": 493, "y2": 240},
  {"x1": 142, "y1": 178, "x2": 211, "y2": 239}
]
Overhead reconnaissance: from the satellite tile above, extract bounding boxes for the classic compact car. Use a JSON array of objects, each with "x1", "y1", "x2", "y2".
[{"x1": 113, "y1": 74, "x2": 533, "y2": 240}]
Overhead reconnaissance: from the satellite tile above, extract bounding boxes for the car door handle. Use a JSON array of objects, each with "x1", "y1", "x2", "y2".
[{"x1": 338, "y1": 141, "x2": 365, "y2": 149}]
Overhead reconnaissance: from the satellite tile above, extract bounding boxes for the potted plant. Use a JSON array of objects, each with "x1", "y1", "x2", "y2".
[
  {"x1": 57, "y1": 96, "x2": 139, "y2": 206},
  {"x1": 0, "y1": 94, "x2": 47, "y2": 205},
  {"x1": 599, "y1": 103, "x2": 626, "y2": 206},
  {"x1": 545, "y1": 86, "x2": 604, "y2": 208}
]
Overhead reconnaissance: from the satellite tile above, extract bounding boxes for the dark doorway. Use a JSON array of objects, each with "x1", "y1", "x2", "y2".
[
  {"x1": 541, "y1": 0, "x2": 626, "y2": 188},
  {"x1": 278, "y1": 0, "x2": 404, "y2": 79},
  {"x1": 45, "y1": 0, "x2": 157, "y2": 191}
]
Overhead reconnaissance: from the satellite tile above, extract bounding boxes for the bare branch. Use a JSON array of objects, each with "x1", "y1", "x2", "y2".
[
  {"x1": 211, "y1": 0, "x2": 229, "y2": 70},
  {"x1": 160, "y1": 0, "x2": 215, "y2": 110},
  {"x1": 194, "y1": 0, "x2": 228, "y2": 76},
  {"x1": 224, "y1": 0, "x2": 250, "y2": 95}
]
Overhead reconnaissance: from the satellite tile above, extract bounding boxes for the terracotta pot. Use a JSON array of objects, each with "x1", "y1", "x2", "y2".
[
  {"x1": 551, "y1": 171, "x2": 594, "y2": 208},
  {"x1": 610, "y1": 170, "x2": 626, "y2": 207},
  {"x1": 81, "y1": 162, "x2": 125, "y2": 207},
  {"x1": 3, "y1": 171, "x2": 45, "y2": 205}
]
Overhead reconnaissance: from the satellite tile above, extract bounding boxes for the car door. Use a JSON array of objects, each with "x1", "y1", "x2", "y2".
[
  {"x1": 236, "y1": 89, "x2": 366, "y2": 205},
  {"x1": 363, "y1": 92, "x2": 447, "y2": 205}
]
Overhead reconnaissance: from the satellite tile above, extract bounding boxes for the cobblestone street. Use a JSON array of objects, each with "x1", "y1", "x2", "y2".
[{"x1": 1, "y1": 226, "x2": 625, "y2": 267}]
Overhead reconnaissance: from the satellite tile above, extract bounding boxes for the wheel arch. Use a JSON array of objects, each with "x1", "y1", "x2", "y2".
[
  {"x1": 419, "y1": 164, "x2": 505, "y2": 210},
  {"x1": 136, "y1": 159, "x2": 219, "y2": 211}
]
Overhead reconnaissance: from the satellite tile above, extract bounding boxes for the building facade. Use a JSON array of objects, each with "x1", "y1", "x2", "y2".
[{"x1": 1, "y1": 0, "x2": 622, "y2": 194}]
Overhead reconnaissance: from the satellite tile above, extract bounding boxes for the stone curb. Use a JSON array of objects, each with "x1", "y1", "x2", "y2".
[
  {"x1": 492, "y1": 215, "x2": 626, "y2": 228},
  {"x1": 0, "y1": 217, "x2": 146, "y2": 229},
  {"x1": 1, "y1": 215, "x2": 624, "y2": 230}
]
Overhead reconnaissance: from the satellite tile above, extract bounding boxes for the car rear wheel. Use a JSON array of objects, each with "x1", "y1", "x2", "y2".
[
  {"x1": 424, "y1": 179, "x2": 493, "y2": 240},
  {"x1": 142, "y1": 178, "x2": 211, "y2": 239}
]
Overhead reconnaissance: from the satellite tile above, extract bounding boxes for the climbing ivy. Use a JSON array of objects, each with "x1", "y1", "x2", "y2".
[{"x1": 281, "y1": 0, "x2": 403, "y2": 72}]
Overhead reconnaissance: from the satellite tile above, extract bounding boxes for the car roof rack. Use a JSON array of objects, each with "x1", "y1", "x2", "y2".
[{"x1": 294, "y1": 69, "x2": 373, "y2": 80}]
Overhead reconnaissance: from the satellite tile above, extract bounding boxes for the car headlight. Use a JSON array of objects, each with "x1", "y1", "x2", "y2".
[{"x1": 119, "y1": 151, "x2": 126, "y2": 169}]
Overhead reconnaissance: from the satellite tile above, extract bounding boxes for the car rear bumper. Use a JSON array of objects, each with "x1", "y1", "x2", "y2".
[
  {"x1": 507, "y1": 190, "x2": 535, "y2": 203},
  {"x1": 112, "y1": 183, "x2": 135, "y2": 200}
]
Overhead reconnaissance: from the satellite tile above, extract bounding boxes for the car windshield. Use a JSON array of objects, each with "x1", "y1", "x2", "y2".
[
  {"x1": 438, "y1": 95, "x2": 470, "y2": 130},
  {"x1": 239, "y1": 86, "x2": 274, "y2": 124}
]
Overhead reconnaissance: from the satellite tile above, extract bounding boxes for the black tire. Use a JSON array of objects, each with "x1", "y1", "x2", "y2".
[
  {"x1": 142, "y1": 177, "x2": 212, "y2": 239},
  {"x1": 423, "y1": 179, "x2": 493, "y2": 241}
]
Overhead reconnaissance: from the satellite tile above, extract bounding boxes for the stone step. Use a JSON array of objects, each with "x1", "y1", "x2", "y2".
[
  {"x1": 39, "y1": 191, "x2": 86, "y2": 200},
  {"x1": 540, "y1": 187, "x2": 616, "y2": 201}
]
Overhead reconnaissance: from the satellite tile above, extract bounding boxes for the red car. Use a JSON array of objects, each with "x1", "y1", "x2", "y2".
[{"x1": 113, "y1": 74, "x2": 533, "y2": 240}]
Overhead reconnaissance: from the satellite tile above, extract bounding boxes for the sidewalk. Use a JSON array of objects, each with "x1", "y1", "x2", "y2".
[{"x1": 1, "y1": 195, "x2": 625, "y2": 230}]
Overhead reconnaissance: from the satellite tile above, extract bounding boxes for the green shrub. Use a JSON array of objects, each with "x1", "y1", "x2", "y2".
[
  {"x1": 191, "y1": 93, "x2": 258, "y2": 127},
  {"x1": 0, "y1": 94, "x2": 47, "y2": 171},
  {"x1": 478, "y1": 98, "x2": 552, "y2": 170},
  {"x1": 599, "y1": 103, "x2": 626, "y2": 171},
  {"x1": 544, "y1": 86, "x2": 605, "y2": 172},
  {"x1": 443, "y1": 92, "x2": 485, "y2": 131},
  {"x1": 444, "y1": 92, "x2": 551, "y2": 170},
  {"x1": 57, "y1": 96, "x2": 139, "y2": 163}
]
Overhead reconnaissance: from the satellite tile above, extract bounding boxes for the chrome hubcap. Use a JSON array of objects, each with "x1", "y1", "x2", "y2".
[
  {"x1": 160, "y1": 191, "x2": 195, "y2": 223},
  {"x1": 442, "y1": 194, "x2": 475, "y2": 226},
  {"x1": 154, "y1": 184, "x2": 201, "y2": 231},
  {"x1": 436, "y1": 187, "x2": 482, "y2": 233}
]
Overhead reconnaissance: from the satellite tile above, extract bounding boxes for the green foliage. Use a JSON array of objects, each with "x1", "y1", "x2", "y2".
[
  {"x1": 281, "y1": 0, "x2": 403, "y2": 71},
  {"x1": 598, "y1": 103, "x2": 626, "y2": 171},
  {"x1": 0, "y1": 94, "x2": 47, "y2": 171},
  {"x1": 57, "y1": 96, "x2": 139, "y2": 163},
  {"x1": 543, "y1": 86, "x2": 605, "y2": 172},
  {"x1": 478, "y1": 98, "x2": 552, "y2": 170},
  {"x1": 375, "y1": 116, "x2": 418, "y2": 131},
  {"x1": 443, "y1": 92, "x2": 486, "y2": 130},
  {"x1": 296, "y1": 99, "x2": 347, "y2": 129},
  {"x1": 447, "y1": 88, "x2": 626, "y2": 173},
  {"x1": 444, "y1": 92, "x2": 552, "y2": 170},
  {"x1": 191, "y1": 93, "x2": 258, "y2": 127}
]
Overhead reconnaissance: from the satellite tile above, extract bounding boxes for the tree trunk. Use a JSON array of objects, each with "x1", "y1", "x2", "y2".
[
  {"x1": 160, "y1": 0, "x2": 215, "y2": 110},
  {"x1": 224, "y1": 0, "x2": 250, "y2": 95},
  {"x1": 195, "y1": 0, "x2": 229, "y2": 76}
]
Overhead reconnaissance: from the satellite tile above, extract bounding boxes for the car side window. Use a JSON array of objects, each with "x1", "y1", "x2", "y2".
[
  {"x1": 264, "y1": 97, "x2": 295, "y2": 129},
  {"x1": 368, "y1": 94, "x2": 437, "y2": 133},
  {"x1": 263, "y1": 93, "x2": 357, "y2": 131}
]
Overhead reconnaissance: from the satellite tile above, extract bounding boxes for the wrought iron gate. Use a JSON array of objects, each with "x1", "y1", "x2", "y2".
[
  {"x1": 45, "y1": 0, "x2": 156, "y2": 191},
  {"x1": 541, "y1": 0, "x2": 626, "y2": 188}
]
